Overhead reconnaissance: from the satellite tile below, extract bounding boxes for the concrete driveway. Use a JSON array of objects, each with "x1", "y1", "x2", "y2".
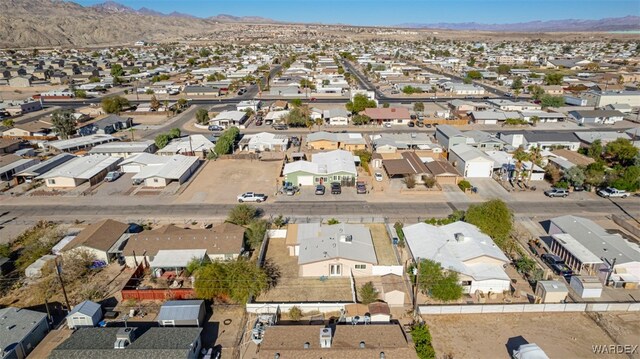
[
  {"x1": 275, "y1": 184, "x2": 365, "y2": 202},
  {"x1": 91, "y1": 173, "x2": 134, "y2": 197},
  {"x1": 469, "y1": 178, "x2": 512, "y2": 201}
]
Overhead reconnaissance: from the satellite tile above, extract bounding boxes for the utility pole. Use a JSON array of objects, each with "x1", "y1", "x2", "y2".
[
  {"x1": 54, "y1": 257, "x2": 71, "y2": 313},
  {"x1": 413, "y1": 257, "x2": 420, "y2": 318}
]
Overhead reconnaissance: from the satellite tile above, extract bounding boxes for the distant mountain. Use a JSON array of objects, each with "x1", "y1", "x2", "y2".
[
  {"x1": 137, "y1": 7, "x2": 167, "y2": 17},
  {"x1": 208, "y1": 13, "x2": 278, "y2": 23},
  {"x1": 90, "y1": 0, "x2": 136, "y2": 13},
  {"x1": 397, "y1": 16, "x2": 640, "y2": 32},
  {"x1": 167, "y1": 11, "x2": 199, "y2": 19}
]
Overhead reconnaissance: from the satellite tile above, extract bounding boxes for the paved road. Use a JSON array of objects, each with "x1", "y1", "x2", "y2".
[{"x1": 0, "y1": 199, "x2": 634, "y2": 225}]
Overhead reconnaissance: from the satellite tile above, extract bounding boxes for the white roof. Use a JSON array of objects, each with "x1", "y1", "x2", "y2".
[
  {"x1": 265, "y1": 110, "x2": 289, "y2": 121},
  {"x1": 403, "y1": 221, "x2": 510, "y2": 281},
  {"x1": 130, "y1": 154, "x2": 199, "y2": 180},
  {"x1": 283, "y1": 149, "x2": 356, "y2": 176},
  {"x1": 88, "y1": 140, "x2": 154, "y2": 154},
  {"x1": 245, "y1": 132, "x2": 289, "y2": 146},
  {"x1": 552, "y1": 233, "x2": 603, "y2": 264},
  {"x1": 121, "y1": 152, "x2": 170, "y2": 166},
  {"x1": 150, "y1": 249, "x2": 207, "y2": 268},
  {"x1": 38, "y1": 155, "x2": 122, "y2": 180},
  {"x1": 296, "y1": 223, "x2": 377, "y2": 265},
  {"x1": 213, "y1": 111, "x2": 247, "y2": 122},
  {"x1": 450, "y1": 144, "x2": 494, "y2": 164},
  {"x1": 157, "y1": 135, "x2": 214, "y2": 154},
  {"x1": 48, "y1": 134, "x2": 117, "y2": 151}
]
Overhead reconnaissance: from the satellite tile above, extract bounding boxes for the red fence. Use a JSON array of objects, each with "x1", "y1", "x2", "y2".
[{"x1": 121, "y1": 288, "x2": 195, "y2": 301}]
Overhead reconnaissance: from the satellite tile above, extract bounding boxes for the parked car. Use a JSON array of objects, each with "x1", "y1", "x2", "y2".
[
  {"x1": 425, "y1": 123, "x2": 432, "y2": 128},
  {"x1": 208, "y1": 125, "x2": 223, "y2": 131},
  {"x1": 330, "y1": 182, "x2": 341, "y2": 194},
  {"x1": 104, "y1": 171, "x2": 122, "y2": 182},
  {"x1": 544, "y1": 188, "x2": 568, "y2": 198},
  {"x1": 374, "y1": 172, "x2": 383, "y2": 182},
  {"x1": 356, "y1": 181, "x2": 366, "y2": 194},
  {"x1": 272, "y1": 124, "x2": 288, "y2": 130},
  {"x1": 283, "y1": 184, "x2": 298, "y2": 196},
  {"x1": 572, "y1": 185, "x2": 586, "y2": 192},
  {"x1": 541, "y1": 254, "x2": 573, "y2": 277},
  {"x1": 597, "y1": 187, "x2": 629, "y2": 198},
  {"x1": 315, "y1": 185, "x2": 325, "y2": 195},
  {"x1": 132, "y1": 178, "x2": 144, "y2": 185},
  {"x1": 383, "y1": 122, "x2": 392, "y2": 128},
  {"x1": 408, "y1": 121, "x2": 415, "y2": 127},
  {"x1": 416, "y1": 121, "x2": 424, "y2": 127},
  {"x1": 237, "y1": 192, "x2": 266, "y2": 203}
]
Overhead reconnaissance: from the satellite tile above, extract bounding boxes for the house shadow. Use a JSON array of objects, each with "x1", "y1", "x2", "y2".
[
  {"x1": 201, "y1": 321, "x2": 220, "y2": 348},
  {"x1": 99, "y1": 296, "x2": 119, "y2": 311},
  {"x1": 505, "y1": 335, "x2": 529, "y2": 355},
  {"x1": 538, "y1": 219, "x2": 551, "y2": 233}
]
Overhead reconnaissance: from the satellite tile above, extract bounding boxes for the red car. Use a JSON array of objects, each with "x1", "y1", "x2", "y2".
[{"x1": 309, "y1": 97, "x2": 317, "y2": 102}]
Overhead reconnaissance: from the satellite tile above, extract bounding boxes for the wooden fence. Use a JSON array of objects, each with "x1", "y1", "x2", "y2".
[{"x1": 121, "y1": 288, "x2": 195, "y2": 301}]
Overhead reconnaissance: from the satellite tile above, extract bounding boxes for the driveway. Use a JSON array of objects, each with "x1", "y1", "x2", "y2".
[
  {"x1": 275, "y1": 184, "x2": 366, "y2": 202},
  {"x1": 469, "y1": 178, "x2": 512, "y2": 201},
  {"x1": 90, "y1": 173, "x2": 134, "y2": 197}
]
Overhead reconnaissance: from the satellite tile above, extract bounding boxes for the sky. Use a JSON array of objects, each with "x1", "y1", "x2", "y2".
[{"x1": 75, "y1": 0, "x2": 640, "y2": 26}]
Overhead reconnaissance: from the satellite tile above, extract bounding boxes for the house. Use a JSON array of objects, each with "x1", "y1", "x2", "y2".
[
  {"x1": 156, "y1": 135, "x2": 215, "y2": 158},
  {"x1": 283, "y1": 149, "x2": 357, "y2": 186},
  {"x1": 47, "y1": 134, "x2": 118, "y2": 153},
  {"x1": 520, "y1": 111, "x2": 567, "y2": 123},
  {"x1": 448, "y1": 144, "x2": 494, "y2": 178},
  {"x1": 323, "y1": 108, "x2": 350, "y2": 125},
  {"x1": 67, "y1": 300, "x2": 102, "y2": 329},
  {"x1": 264, "y1": 110, "x2": 289, "y2": 124},
  {"x1": 569, "y1": 276, "x2": 603, "y2": 299},
  {"x1": 361, "y1": 107, "x2": 411, "y2": 126},
  {"x1": 486, "y1": 99, "x2": 541, "y2": 112},
  {"x1": 569, "y1": 110, "x2": 625, "y2": 125},
  {"x1": 183, "y1": 85, "x2": 220, "y2": 96},
  {"x1": 573, "y1": 131, "x2": 632, "y2": 146},
  {"x1": 435, "y1": 125, "x2": 470, "y2": 151},
  {"x1": 449, "y1": 83, "x2": 485, "y2": 95},
  {"x1": 270, "y1": 100, "x2": 288, "y2": 111},
  {"x1": 78, "y1": 114, "x2": 133, "y2": 136},
  {"x1": 61, "y1": 219, "x2": 130, "y2": 263},
  {"x1": 8, "y1": 76, "x2": 31, "y2": 87},
  {"x1": 0, "y1": 307, "x2": 49, "y2": 359},
  {"x1": 0, "y1": 138, "x2": 21, "y2": 154},
  {"x1": 546, "y1": 58, "x2": 591, "y2": 70},
  {"x1": 469, "y1": 110, "x2": 521, "y2": 125},
  {"x1": 237, "y1": 132, "x2": 289, "y2": 152},
  {"x1": 210, "y1": 111, "x2": 247, "y2": 129},
  {"x1": 485, "y1": 151, "x2": 545, "y2": 182},
  {"x1": 88, "y1": 140, "x2": 156, "y2": 157},
  {"x1": 49, "y1": 327, "x2": 202, "y2": 359},
  {"x1": 424, "y1": 160, "x2": 461, "y2": 185},
  {"x1": 0, "y1": 154, "x2": 39, "y2": 182},
  {"x1": 463, "y1": 130, "x2": 506, "y2": 151},
  {"x1": 548, "y1": 215, "x2": 640, "y2": 284},
  {"x1": 306, "y1": 131, "x2": 367, "y2": 151},
  {"x1": 286, "y1": 223, "x2": 378, "y2": 277},
  {"x1": 381, "y1": 152, "x2": 430, "y2": 182},
  {"x1": 38, "y1": 155, "x2": 122, "y2": 188},
  {"x1": 498, "y1": 131, "x2": 581, "y2": 151},
  {"x1": 549, "y1": 149, "x2": 595, "y2": 171},
  {"x1": 157, "y1": 300, "x2": 206, "y2": 327},
  {"x1": 541, "y1": 85, "x2": 564, "y2": 95},
  {"x1": 236, "y1": 100, "x2": 261, "y2": 112},
  {"x1": 371, "y1": 133, "x2": 440, "y2": 153},
  {"x1": 14, "y1": 153, "x2": 76, "y2": 183},
  {"x1": 122, "y1": 223, "x2": 245, "y2": 268},
  {"x1": 2, "y1": 121, "x2": 52, "y2": 138},
  {"x1": 257, "y1": 324, "x2": 417, "y2": 359},
  {"x1": 403, "y1": 221, "x2": 511, "y2": 294},
  {"x1": 604, "y1": 103, "x2": 633, "y2": 114},
  {"x1": 534, "y1": 281, "x2": 568, "y2": 303},
  {"x1": 121, "y1": 154, "x2": 200, "y2": 187}
]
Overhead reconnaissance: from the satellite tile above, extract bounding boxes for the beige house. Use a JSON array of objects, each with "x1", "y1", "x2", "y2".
[
  {"x1": 306, "y1": 131, "x2": 367, "y2": 151},
  {"x1": 286, "y1": 223, "x2": 378, "y2": 278},
  {"x1": 122, "y1": 223, "x2": 245, "y2": 268},
  {"x1": 62, "y1": 219, "x2": 130, "y2": 263},
  {"x1": 38, "y1": 155, "x2": 122, "y2": 188}
]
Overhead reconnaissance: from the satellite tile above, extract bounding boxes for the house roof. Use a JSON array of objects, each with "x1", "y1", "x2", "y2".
[
  {"x1": 307, "y1": 131, "x2": 366, "y2": 145},
  {"x1": 50, "y1": 327, "x2": 202, "y2": 359},
  {"x1": 569, "y1": 110, "x2": 625, "y2": 118},
  {"x1": 572, "y1": 131, "x2": 631, "y2": 144},
  {"x1": 258, "y1": 324, "x2": 416, "y2": 359},
  {"x1": 131, "y1": 155, "x2": 199, "y2": 181},
  {"x1": 537, "y1": 280, "x2": 568, "y2": 293},
  {"x1": 15, "y1": 153, "x2": 76, "y2": 177},
  {"x1": 68, "y1": 300, "x2": 101, "y2": 317},
  {"x1": 425, "y1": 160, "x2": 460, "y2": 176},
  {"x1": 550, "y1": 215, "x2": 640, "y2": 265},
  {"x1": 157, "y1": 135, "x2": 214, "y2": 154},
  {"x1": 403, "y1": 221, "x2": 510, "y2": 282},
  {"x1": 361, "y1": 107, "x2": 410, "y2": 120},
  {"x1": 150, "y1": 249, "x2": 207, "y2": 268},
  {"x1": 89, "y1": 140, "x2": 155, "y2": 154},
  {"x1": 38, "y1": 155, "x2": 122, "y2": 180},
  {"x1": 295, "y1": 223, "x2": 378, "y2": 265},
  {"x1": 436, "y1": 124, "x2": 465, "y2": 138},
  {"x1": 383, "y1": 159, "x2": 418, "y2": 176},
  {"x1": 156, "y1": 300, "x2": 204, "y2": 322},
  {"x1": 0, "y1": 307, "x2": 47, "y2": 354},
  {"x1": 123, "y1": 223, "x2": 245, "y2": 257},
  {"x1": 48, "y1": 134, "x2": 117, "y2": 152},
  {"x1": 284, "y1": 149, "x2": 357, "y2": 176},
  {"x1": 240, "y1": 132, "x2": 289, "y2": 146},
  {"x1": 550, "y1": 149, "x2": 595, "y2": 167},
  {"x1": 449, "y1": 144, "x2": 494, "y2": 163},
  {"x1": 63, "y1": 219, "x2": 129, "y2": 252}
]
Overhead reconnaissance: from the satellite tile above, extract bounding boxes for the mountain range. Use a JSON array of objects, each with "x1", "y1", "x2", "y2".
[
  {"x1": 0, "y1": 1, "x2": 637, "y2": 48},
  {"x1": 397, "y1": 16, "x2": 640, "y2": 32}
]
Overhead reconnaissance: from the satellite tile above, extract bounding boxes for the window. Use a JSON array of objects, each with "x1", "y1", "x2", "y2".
[
  {"x1": 461, "y1": 280, "x2": 472, "y2": 286},
  {"x1": 355, "y1": 264, "x2": 366, "y2": 270},
  {"x1": 330, "y1": 264, "x2": 342, "y2": 276},
  {"x1": 48, "y1": 179, "x2": 56, "y2": 184}
]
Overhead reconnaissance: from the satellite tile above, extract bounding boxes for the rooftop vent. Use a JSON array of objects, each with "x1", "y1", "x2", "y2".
[
  {"x1": 320, "y1": 327, "x2": 332, "y2": 348},
  {"x1": 340, "y1": 234, "x2": 353, "y2": 243},
  {"x1": 360, "y1": 341, "x2": 366, "y2": 349},
  {"x1": 114, "y1": 327, "x2": 136, "y2": 349},
  {"x1": 454, "y1": 233, "x2": 465, "y2": 242}
]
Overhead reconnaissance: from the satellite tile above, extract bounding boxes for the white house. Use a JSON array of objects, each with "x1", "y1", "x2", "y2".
[
  {"x1": 38, "y1": 155, "x2": 123, "y2": 188},
  {"x1": 156, "y1": 135, "x2": 215, "y2": 158},
  {"x1": 448, "y1": 144, "x2": 494, "y2": 178},
  {"x1": 210, "y1": 111, "x2": 248, "y2": 129},
  {"x1": 403, "y1": 221, "x2": 511, "y2": 294},
  {"x1": 237, "y1": 132, "x2": 289, "y2": 152},
  {"x1": 121, "y1": 154, "x2": 200, "y2": 187},
  {"x1": 236, "y1": 100, "x2": 261, "y2": 112}
]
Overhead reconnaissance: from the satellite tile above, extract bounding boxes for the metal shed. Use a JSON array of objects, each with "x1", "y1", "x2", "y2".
[
  {"x1": 157, "y1": 300, "x2": 206, "y2": 327},
  {"x1": 66, "y1": 300, "x2": 102, "y2": 329}
]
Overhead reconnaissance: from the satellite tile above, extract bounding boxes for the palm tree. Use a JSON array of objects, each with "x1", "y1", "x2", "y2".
[
  {"x1": 513, "y1": 88, "x2": 521, "y2": 101},
  {"x1": 128, "y1": 127, "x2": 137, "y2": 141},
  {"x1": 512, "y1": 146, "x2": 530, "y2": 182}
]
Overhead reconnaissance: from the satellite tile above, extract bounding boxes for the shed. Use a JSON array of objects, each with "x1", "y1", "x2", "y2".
[
  {"x1": 534, "y1": 280, "x2": 568, "y2": 303},
  {"x1": 570, "y1": 276, "x2": 603, "y2": 299},
  {"x1": 367, "y1": 302, "x2": 391, "y2": 323},
  {"x1": 381, "y1": 274, "x2": 407, "y2": 307},
  {"x1": 67, "y1": 300, "x2": 102, "y2": 329},
  {"x1": 157, "y1": 300, "x2": 206, "y2": 327}
]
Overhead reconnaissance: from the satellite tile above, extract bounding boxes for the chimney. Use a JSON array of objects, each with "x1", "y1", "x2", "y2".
[{"x1": 320, "y1": 327, "x2": 332, "y2": 348}]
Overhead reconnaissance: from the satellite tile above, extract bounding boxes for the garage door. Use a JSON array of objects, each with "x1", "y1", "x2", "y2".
[
  {"x1": 465, "y1": 163, "x2": 491, "y2": 178},
  {"x1": 122, "y1": 164, "x2": 141, "y2": 173},
  {"x1": 297, "y1": 175, "x2": 314, "y2": 186}
]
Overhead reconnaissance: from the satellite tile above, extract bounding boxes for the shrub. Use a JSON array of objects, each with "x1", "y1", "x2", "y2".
[
  {"x1": 422, "y1": 175, "x2": 437, "y2": 188},
  {"x1": 289, "y1": 306, "x2": 303, "y2": 321},
  {"x1": 327, "y1": 218, "x2": 340, "y2": 225},
  {"x1": 403, "y1": 175, "x2": 416, "y2": 189},
  {"x1": 458, "y1": 180, "x2": 472, "y2": 191},
  {"x1": 359, "y1": 281, "x2": 379, "y2": 304}
]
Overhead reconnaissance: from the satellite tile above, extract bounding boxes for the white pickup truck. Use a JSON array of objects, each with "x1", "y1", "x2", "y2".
[
  {"x1": 597, "y1": 187, "x2": 630, "y2": 198},
  {"x1": 237, "y1": 192, "x2": 267, "y2": 203}
]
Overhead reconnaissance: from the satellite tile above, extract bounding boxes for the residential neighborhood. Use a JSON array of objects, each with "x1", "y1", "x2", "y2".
[{"x1": 0, "y1": 1, "x2": 639, "y2": 359}]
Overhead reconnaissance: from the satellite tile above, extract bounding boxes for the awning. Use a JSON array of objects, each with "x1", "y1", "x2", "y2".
[{"x1": 150, "y1": 249, "x2": 207, "y2": 268}]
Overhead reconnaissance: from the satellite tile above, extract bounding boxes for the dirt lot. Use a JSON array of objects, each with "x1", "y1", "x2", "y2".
[
  {"x1": 131, "y1": 114, "x2": 171, "y2": 125},
  {"x1": 367, "y1": 223, "x2": 397, "y2": 265},
  {"x1": 255, "y1": 237, "x2": 352, "y2": 302},
  {"x1": 177, "y1": 159, "x2": 283, "y2": 204},
  {"x1": 424, "y1": 312, "x2": 640, "y2": 359}
]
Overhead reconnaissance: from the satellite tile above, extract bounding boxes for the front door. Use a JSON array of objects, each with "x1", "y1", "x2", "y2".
[{"x1": 329, "y1": 264, "x2": 342, "y2": 276}]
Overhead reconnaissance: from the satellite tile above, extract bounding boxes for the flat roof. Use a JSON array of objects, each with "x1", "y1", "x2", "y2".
[
  {"x1": 0, "y1": 307, "x2": 48, "y2": 353},
  {"x1": 48, "y1": 134, "x2": 117, "y2": 151},
  {"x1": 150, "y1": 249, "x2": 207, "y2": 268},
  {"x1": 38, "y1": 155, "x2": 122, "y2": 180},
  {"x1": 88, "y1": 140, "x2": 155, "y2": 154}
]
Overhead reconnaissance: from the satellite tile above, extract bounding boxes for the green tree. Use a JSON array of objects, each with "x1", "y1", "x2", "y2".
[
  {"x1": 284, "y1": 107, "x2": 308, "y2": 127},
  {"x1": 528, "y1": 85, "x2": 545, "y2": 100},
  {"x1": 227, "y1": 204, "x2": 259, "y2": 226},
  {"x1": 466, "y1": 70, "x2": 482, "y2": 80},
  {"x1": 130, "y1": 67, "x2": 140, "y2": 74},
  {"x1": 177, "y1": 98, "x2": 188, "y2": 110},
  {"x1": 540, "y1": 95, "x2": 564, "y2": 108},
  {"x1": 415, "y1": 259, "x2": 443, "y2": 294},
  {"x1": 0, "y1": 243, "x2": 11, "y2": 257},
  {"x1": 457, "y1": 179, "x2": 472, "y2": 191},
  {"x1": 246, "y1": 219, "x2": 268, "y2": 250},
  {"x1": 584, "y1": 161, "x2": 606, "y2": 187},
  {"x1": 402, "y1": 86, "x2": 423, "y2": 94},
  {"x1": 587, "y1": 139, "x2": 603, "y2": 159},
  {"x1": 430, "y1": 271, "x2": 463, "y2": 302},
  {"x1": 465, "y1": 199, "x2": 513, "y2": 246},
  {"x1": 351, "y1": 114, "x2": 371, "y2": 125},
  {"x1": 563, "y1": 166, "x2": 586, "y2": 187},
  {"x1": 290, "y1": 98, "x2": 303, "y2": 107},
  {"x1": 413, "y1": 102, "x2": 425, "y2": 112},
  {"x1": 511, "y1": 77, "x2": 523, "y2": 90},
  {"x1": 195, "y1": 108, "x2": 210, "y2": 125},
  {"x1": 110, "y1": 63, "x2": 124, "y2": 77},
  {"x1": 382, "y1": 103, "x2": 390, "y2": 108},
  {"x1": 89, "y1": 76, "x2": 100, "y2": 83},
  {"x1": 497, "y1": 64, "x2": 511, "y2": 74},
  {"x1": 544, "y1": 73, "x2": 564, "y2": 85},
  {"x1": 288, "y1": 306, "x2": 303, "y2": 321},
  {"x1": 605, "y1": 138, "x2": 638, "y2": 166},
  {"x1": 154, "y1": 133, "x2": 170, "y2": 149},
  {"x1": 327, "y1": 218, "x2": 340, "y2": 225},
  {"x1": 609, "y1": 166, "x2": 640, "y2": 191},
  {"x1": 101, "y1": 95, "x2": 130, "y2": 114},
  {"x1": 2, "y1": 119, "x2": 15, "y2": 128},
  {"x1": 51, "y1": 110, "x2": 76, "y2": 139},
  {"x1": 346, "y1": 94, "x2": 376, "y2": 114},
  {"x1": 145, "y1": 89, "x2": 154, "y2": 95},
  {"x1": 411, "y1": 323, "x2": 436, "y2": 359},
  {"x1": 359, "y1": 281, "x2": 379, "y2": 304},
  {"x1": 74, "y1": 89, "x2": 87, "y2": 99}
]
